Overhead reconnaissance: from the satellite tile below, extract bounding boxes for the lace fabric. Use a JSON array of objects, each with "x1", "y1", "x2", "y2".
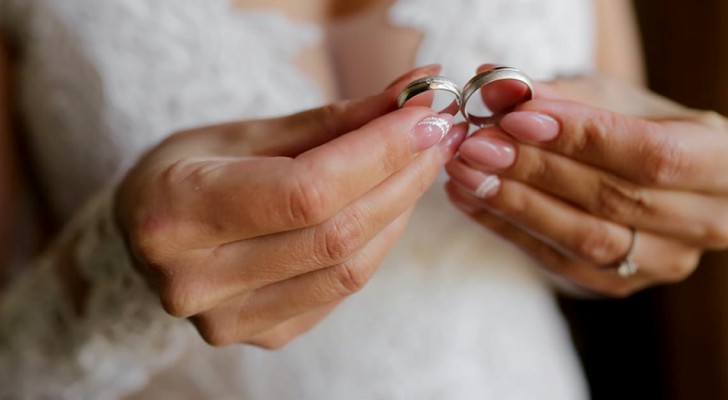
[
  {"x1": 0, "y1": 186, "x2": 194, "y2": 400},
  {"x1": 0, "y1": 0, "x2": 594, "y2": 398}
]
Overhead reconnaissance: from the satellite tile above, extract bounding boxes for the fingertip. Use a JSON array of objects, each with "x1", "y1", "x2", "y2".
[
  {"x1": 476, "y1": 63, "x2": 504, "y2": 74},
  {"x1": 499, "y1": 111, "x2": 561, "y2": 142},
  {"x1": 384, "y1": 64, "x2": 442, "y2": 94}
]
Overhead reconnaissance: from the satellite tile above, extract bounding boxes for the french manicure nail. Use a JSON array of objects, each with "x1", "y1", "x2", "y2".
[
  {"x1": 447, "y1": 161, "x2": 502, "y2": 199},
  {"x1": 500, "y1": 111, "x2": 560, "y2": 141},
  {"x1": 473, "y1": 174, "x2": 501, "y2": 199},
  {"x1": 411, "y1": 113, "x2": 454, "y2": 153},
  {"x1": 459, "y1": 137, "x2": 516, "y2": 170}
]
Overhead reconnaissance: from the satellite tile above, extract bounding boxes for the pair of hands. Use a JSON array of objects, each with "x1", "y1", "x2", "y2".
[{"x1": 116, "y1": 64, "x2": 728, "y2": 348}]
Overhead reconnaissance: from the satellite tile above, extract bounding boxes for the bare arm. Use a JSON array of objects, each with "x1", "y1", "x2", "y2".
[{"x1": 594, "y1": 0, "x2": 646, "y2": 85}]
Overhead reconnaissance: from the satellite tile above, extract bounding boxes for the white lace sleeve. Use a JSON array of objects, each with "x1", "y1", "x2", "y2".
[{"x1": 0, "y1": 186, "x2": 193, "y2": 400}]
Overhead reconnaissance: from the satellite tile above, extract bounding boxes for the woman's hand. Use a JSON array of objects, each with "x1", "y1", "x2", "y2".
[
  {"x1": 116, "y1": 65, "x2": 467, "y2": 348},
  {"x1": 445, "y1": 69, "x2": 728, "y2": 297}
]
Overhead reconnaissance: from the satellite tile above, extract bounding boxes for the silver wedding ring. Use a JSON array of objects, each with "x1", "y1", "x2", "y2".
[
  {"x1": 396, "y1": 75, "x2": 462, "y2": 115},
  {"x1": 461, "y1": 67, "x2": 534, "y2": 126},
  {"x1": 615, "y1": 228, "x2": 640, "y2": 278},
  {"x1": 397, "y1": 66, "x2": 534, "y2": 126}
]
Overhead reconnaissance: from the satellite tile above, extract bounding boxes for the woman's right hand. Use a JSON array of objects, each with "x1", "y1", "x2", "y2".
[{"x1": 115, "y1": 66, "x2": 466, "y2": 348}]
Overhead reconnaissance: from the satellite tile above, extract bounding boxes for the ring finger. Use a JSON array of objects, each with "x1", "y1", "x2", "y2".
[{"x1": 445, "y1": 180, "x2": 701, "y2": 296}]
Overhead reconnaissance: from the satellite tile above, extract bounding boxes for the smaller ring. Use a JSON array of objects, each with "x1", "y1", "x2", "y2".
[
  {"x1": 615, "y1": 228, "x2": 640, "y2": 278},
  {"x1": 397, "y1": 76, "x2": 462, "y2": 115},
  {"x1": 461, "y1": 67, "x2": 534, "y2": 127}
]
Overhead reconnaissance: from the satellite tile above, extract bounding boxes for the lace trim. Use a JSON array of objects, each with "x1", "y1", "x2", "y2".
[{"x1": 0, "y1": 186, "x2": 194, "y2": 400}]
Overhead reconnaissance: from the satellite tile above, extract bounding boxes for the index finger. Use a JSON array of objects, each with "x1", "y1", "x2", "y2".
[
  {"x1": 175, "y1": 107, "x2": 454, "y2": 244},
  {"x1": 499, "y1": 99, "x2": 728, "y2": 191}
]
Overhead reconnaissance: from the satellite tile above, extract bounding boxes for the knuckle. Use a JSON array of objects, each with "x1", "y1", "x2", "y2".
[
  {"x1": 380, "y1": 139, "x2": 407, "y2": 177},
  {"x1": 703, "y1": 221, "x2": 728, "y2": 250},
  {"x1": 158, "y1": 280, "x2": 199, "y2": 318},
  {"x1": 331, "y1": 261, "x2": 371, "y2": 296},
  {"x1": 572, "y1": 222, "x2": 623, "y2": 265},
  {"x1": 521, "y1": 148, "x2": 550, "y2": 182},
  {"x1": 246, "y1": 331, "x2": 294, "y2": 350},
  {"x1": 593, "y1": 176, "x2": 652, "y2": 221},
  {"x1": 285, "y1": 173, "x2": 332, "y2": 227},
  {"x1": 575, "y1": 112, "x2": 615, "y2": 153},
  {"x1": 316, "y1": 209, "x2": 368, "y2": 264},
  {"x1": 694, "y1": 110, "x2": 726, "y2": 129},
  {"x1": 639, "y1": 133, "x2": 686, "y2": 186},
  {"x1": 195, "y1": 317, "x2": 235, "y2": 347},
  {"x1": 306, "y1": 102, "x2": 352, "y2": 140},
  {"x1": 164, "y1": 157, "x2": 199, "y2": 184},
  {"x1": 663, "y1": 251, "x2": 701, "y2": 283}
]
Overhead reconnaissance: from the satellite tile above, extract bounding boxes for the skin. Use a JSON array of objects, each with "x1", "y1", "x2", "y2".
[
  {"x1": 0, "y1": 0, "x2": 674, "y2": 348},
  {"x1": 115, "y1": 65, "x2": 467, "y2": 347},
  {"x1": 446, "y1": 72, "x2": 728, "y2": 297}
]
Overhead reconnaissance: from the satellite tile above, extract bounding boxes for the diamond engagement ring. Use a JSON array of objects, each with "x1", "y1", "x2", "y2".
[{"x1": 615, "y1": 228, "x2": 640, "y2": 278}]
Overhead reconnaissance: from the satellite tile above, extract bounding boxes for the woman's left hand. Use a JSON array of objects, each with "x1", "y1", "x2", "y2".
[{"x1": 445, "y1": 71, "x2": 728, "y2": 297}]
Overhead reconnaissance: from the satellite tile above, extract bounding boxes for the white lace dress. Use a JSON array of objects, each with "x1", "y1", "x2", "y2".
[{"x1": 0, "y1": 1, "x2": 595, "y2": 399}]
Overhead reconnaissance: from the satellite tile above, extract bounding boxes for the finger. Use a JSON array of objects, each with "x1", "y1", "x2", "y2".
[
  {"x1": 458, "y1": 126, "x2": 728, "y2": 248},
  {"x1": 191, "y1": 211, "x2": 410, "y2": 346},
  {"x1": 226, "y1": 122, "x2": 468, "y2": 280},
  {"x1": 170, "y1": 106, "x2": 457, "y2": 246},
  {"x1": 446, "y1": 183, "x2": 701, "y2": 297},
  {"x1": 498, "y1": 99, "x2": 728, "y2": 191},
  {"x1": 244, "y1": 301, "x2": 341, "y2": 349},
  {"x1": 536, "y1": 75, "x2": 689, "y2": 116},
  {"x1": 207, "y1": 64, "x2": 443, "y2": 158},
  {"x1": 169, "y1": 124, "x2": 468, "y2": 316},
  {"x1": 445, "y1": 161, "x2": 633, "y2": 266},
  {"x1": 476, "y1": 64, "x2": 534, "y2": 114}
]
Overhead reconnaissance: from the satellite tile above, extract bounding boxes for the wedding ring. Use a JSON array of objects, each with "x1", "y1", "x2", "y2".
[
  {"x1": 397, "y1": 75, "x2": 462, "y2": 115},
  {"x1": 615, "y1": 228, "x2": 640, "y2": 278},
  {"x1": 397, "y1": 67, "x2": 535, "y2": 126},
  {"x1": 461, "y1": 67, "x2": 535, "y2": 127}
]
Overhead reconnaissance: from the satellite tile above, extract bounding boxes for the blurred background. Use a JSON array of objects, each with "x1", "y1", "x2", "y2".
[{"x1": 559, "y1": 2, "x2": 728, "y2": 399}]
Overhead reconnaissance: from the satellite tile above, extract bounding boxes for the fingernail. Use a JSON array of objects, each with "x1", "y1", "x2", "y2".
[
  {"x1": 446, "y1": 161, "x2": 501, "y2": 199},
  {"x1": 411, "y1": 113, "x2": 454, "y2": 153},
  {"x1": 500, "y1": 111, "x2": 560, "y2": 141},
  {"x1": 459, "y1": 136, "x2": 516, "y2": 170},
  {"x1": 438, "y1": 122, "x2": 469, "y2": 161}
]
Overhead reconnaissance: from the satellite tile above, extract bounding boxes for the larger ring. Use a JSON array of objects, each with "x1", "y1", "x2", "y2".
[
  {"x1": 397, "y1": 76, "x2": 462, "y2": 115},
  {"x1": 461, "y1": 67, "x2": 534, "y2": 127},
  {"x1": 615, "y1": 228, "x2": 640, "y2": 278}
]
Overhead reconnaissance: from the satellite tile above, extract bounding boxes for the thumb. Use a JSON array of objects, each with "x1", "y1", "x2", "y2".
[{"x1": 249, "y1": 64, "x2": 443, "y2": 157}]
